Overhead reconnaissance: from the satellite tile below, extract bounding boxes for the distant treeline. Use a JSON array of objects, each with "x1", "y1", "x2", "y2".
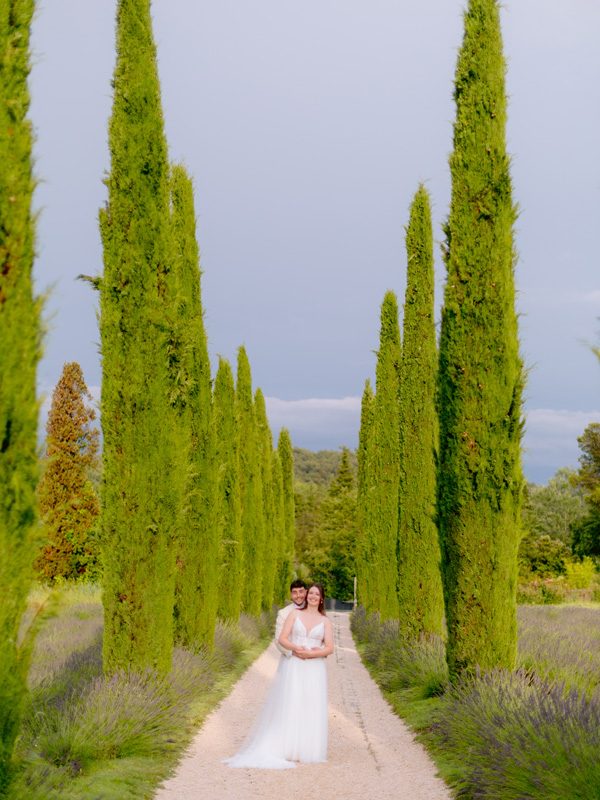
[{"x1": 293, "y1": 447, "x2": 358, "y2": 487}]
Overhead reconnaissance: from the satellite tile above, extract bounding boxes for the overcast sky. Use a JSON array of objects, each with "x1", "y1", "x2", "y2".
[{"x1": 30, "y1": 0, "x2": 600, "y2": 483}]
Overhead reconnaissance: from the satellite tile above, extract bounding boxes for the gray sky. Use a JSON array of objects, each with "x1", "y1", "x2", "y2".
[{"x1": 31, "y1": 0, "x2": 600, "y2": 483}]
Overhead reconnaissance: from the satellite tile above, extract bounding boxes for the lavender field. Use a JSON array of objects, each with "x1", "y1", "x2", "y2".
[
  {"x1": 352, "y1": 603, "x2": 600, "y2": 800},
  {"x1": 10, "y1": 585, "x2": 275, "y2": 800}
]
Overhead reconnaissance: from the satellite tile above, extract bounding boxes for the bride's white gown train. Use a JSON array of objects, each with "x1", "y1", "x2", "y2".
[{"x1": 224, "y1": 615, "x2": 328, "y2": 769}]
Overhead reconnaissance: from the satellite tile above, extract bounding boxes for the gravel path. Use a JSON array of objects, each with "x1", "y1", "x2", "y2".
[{"x1": 154, "y1": 612, "x2": 452, "y2": 800}]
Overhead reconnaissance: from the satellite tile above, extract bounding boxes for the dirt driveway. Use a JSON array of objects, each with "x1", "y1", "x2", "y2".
[{"x1": 154, "y1": 612, "x2": 451, "y2": 800}]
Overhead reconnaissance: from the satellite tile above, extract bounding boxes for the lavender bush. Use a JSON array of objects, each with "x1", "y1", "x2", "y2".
[{"x1": 433, "y1": 669, "x2": 600, "y2": 799}]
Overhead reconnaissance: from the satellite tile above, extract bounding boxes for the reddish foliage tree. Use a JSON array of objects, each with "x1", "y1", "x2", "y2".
[{"x1": 36, "y1": 362, "x2": 100, "y2": 582}]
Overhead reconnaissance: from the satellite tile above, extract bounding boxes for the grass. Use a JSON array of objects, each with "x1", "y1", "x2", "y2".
[
  {"x1": 351, "y1": 604, "x2": 600, "y2": 800},
  {"x1": 8, "y1": 585, "x2": 275, "y2": 800}
]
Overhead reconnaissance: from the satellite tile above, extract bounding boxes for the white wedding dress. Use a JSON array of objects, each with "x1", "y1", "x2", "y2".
[{"x1": 224, "y1": 614, "x2": 328, "y2": 769}]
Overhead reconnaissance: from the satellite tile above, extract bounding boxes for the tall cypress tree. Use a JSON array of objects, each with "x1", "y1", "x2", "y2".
[
  {"x1": 214, "y1": 357, "x2": 243, "y2": 621},
  {"x1": 397, "y1": 187, "x2": 444, "y2": 637},
  {"x1": 255, "y1": 389, "x2": 276, "y2": 609},
  {"x1": 36, "y1": 363, "x2": 100, "y2": 583},
  {"x1": 356, "y1": 379, "x2": 375, "y2": 610},
  {"x1": 278, "y1": 428, "x2": 295, "y2": 597},
  {"x1": 0, "y1": 0, "x2": 40, "y2": 788},
  {"x1": 99, "y1": 0, "x2": 179, "y2": 672},
  {"x1": 236, "y1": 347, "x2": 264, "y2": 615},
  {"x1": 438, "y1": 0, "x2": 524, "y2": 678},
  {"x1": 271, "y1": 449, "x2": 286, "y2": 605},
  {"x1": 364, "y1": 292, "x2": 401, "y2": 620},
  {"x1": 169, "y1": 164, "x2": 216, "y2": 648}
]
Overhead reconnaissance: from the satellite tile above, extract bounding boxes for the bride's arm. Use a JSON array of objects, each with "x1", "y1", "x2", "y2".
[
  {"x1": 278, "y1": 611, "x2": 306, "y2": 656},
  {"x1": 302, "y1": 617, "x2": 334, "y2": 659}
]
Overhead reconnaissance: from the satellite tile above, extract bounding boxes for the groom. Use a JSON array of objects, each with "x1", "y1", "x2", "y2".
[{"x1": 275, "y1": 579, "x2": 307, "y2": 658}]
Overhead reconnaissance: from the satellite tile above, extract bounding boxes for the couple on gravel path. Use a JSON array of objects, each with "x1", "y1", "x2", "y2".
[{"x1": 224, "y1": 579, "x2": 334, "y2": 770}]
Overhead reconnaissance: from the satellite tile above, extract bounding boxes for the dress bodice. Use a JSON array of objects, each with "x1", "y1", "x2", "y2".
[{"x1": 290, "y1": 615, "x2": 324, "y2": 649}]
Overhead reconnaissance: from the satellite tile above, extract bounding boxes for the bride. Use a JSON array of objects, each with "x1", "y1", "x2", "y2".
[{"x1": 224, "y1": 582, "x2": 334, "y2": 769}]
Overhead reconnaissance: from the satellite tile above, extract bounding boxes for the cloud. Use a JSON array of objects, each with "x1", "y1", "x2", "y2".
[
  {"x1": 522, "y1": 407, "x2": 600, "y2": 483},
  {"x1": 265, "y1": 396, "x2": 361, "y2": 452}
]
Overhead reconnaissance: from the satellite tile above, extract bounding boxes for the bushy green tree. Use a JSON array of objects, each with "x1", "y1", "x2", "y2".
[
  {"x1": 437, "y1": 0, "x2": 524, "y2": 678},
  {"x1": 397, "y1": 186, "x2": 444, "y2": 637},
  {"x1": 356, "y1": 380, "x2": 375, "y2": 609},
  {"x1": 98, "y1": 0, "x2": 180, "y2": 672},
  {"x1": 36, "y1": 363, "x2": 100, "y2": 583},
  {"x1": 236, "y1": 347, "x2": 264, "y2": 615},
  {"x1": 214, "y1": 357, "x2": 243, "y2": 621},
  {"x1": 364, "y1": 292, "x2": 401, "y2": 620},
  {"x1": 0, "y1": 0, "x2": 41, "y2": 787},
  {"x1": 278, "y1": 428, "x2": 295, "y2": 599},
  {"x1": 522, "y1": 468, "x2": 586, "y2": 546},
  {"x1": 255, "y1": 388, "x2": 277, "y2": 609},
  {"x1": 169, "y1": 164, "x2": 216, "y2": 648}
]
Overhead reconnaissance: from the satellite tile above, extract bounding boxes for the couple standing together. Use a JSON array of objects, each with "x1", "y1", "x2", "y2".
[{"x1": 225, "y1": 580, "x2": 334, "y2": 770}]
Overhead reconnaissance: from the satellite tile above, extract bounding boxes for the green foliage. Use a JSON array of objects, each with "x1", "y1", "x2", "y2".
[
  {"x1": 397, "y1": 186, "x2": 444, "y2": 638},
  {"x1": 236, "y1": 347, "x2": 264, "y2": 615},
  {"x1": 518, "y1": 533, "x2": 570, "y2": 580},
  {"x1": 36, "y1": 363, "x2": 100, "y2": 583},
  {"x1": 213, "y1": 358, "x2": 243, "y2": 621},
  {"x1": 98, "y1": 0, "x2": 180, "y2": 672},
  {"x1": 278, "y1": 428, "x2": 295, "y2": 601},
  {"x1": 0, "y1": 0, "x2": 42, "y2": 790},
  {"x1": 437, "y1": 0, "x2": 524, "y2": 678},
  {"x1": 523, "y1": 468, "x2": 586, "y2": 546},
  {"x1": 574, "y1": 422, "x2": 600, "y2": 503},
  {"x1": 169, "y1": 164, "x2": 217, "y2": 650},
  {"x1": 362, "y1": 292, "x2": 401, "y2": 619},
  {"x1": 571, "y1": 512, "x2": 600, "y2": 559},
  {"x1": 254, "y1": 389, "x2": 277, "y2": 609},
  {"x1": 564, "y1": 557, "x2": 596, "y2": 590},
  {"x1": 355, "y1": 380, "x2": 374, "y2": 609},
  {"x1": 294, "y1": 449, "x2": 357, "y2": 600},
  {"x1": 292, "y1": 447, "x2": 357, "y2": 486}
]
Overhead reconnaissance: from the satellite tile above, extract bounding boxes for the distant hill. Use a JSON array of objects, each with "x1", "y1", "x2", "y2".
[{"x1": 292, "y1": 447, "x2": 357, "y2": 486}]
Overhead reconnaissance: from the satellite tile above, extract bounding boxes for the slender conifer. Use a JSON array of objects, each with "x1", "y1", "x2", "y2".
[
  {"x1": 356, "y1": 380, "x2": 375, "y2": 610},
  {"x1": 397, "y1": 187, "x2": 444, "y2": 637},
  {"x1": 255, "y1": 389, "x2": 276, "y2": 609},
  {"x1": 271, "y1": 449, "x2": 287, "y2": 605},
  {"x1": 99, "y1": 0, "x2": 179, "y2": 672},
  {"x1": 278, "y1": 428, "x2": 295, "y2": 596},
  {"x1": 0, "y1": 0, "x2": 40, "y2": 787},
  {"x1": 169, "y1": 164, "x2": 217, "y2": 648},
  {"x1": 438, "y1": 0, "x2": 524, "y2": 677},
  {"x1": 364, "y1": 292, "x2": 401, "y2": 619},
  {"x1": 236, "y1": 347, "x2": 264, "y2": 615},
  {"x1": 214, "y1": 357, "x2": 243, "y2": 621}
]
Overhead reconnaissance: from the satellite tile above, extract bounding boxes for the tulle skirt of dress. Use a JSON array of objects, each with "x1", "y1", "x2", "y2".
[{"x1": 224, "y1": 653, "x2": 328, "y2": 769}]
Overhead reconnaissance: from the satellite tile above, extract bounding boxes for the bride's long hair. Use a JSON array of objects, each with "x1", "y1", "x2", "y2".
[{"x1": 306, "y1": 582, "x2": 326, "y2": 615}]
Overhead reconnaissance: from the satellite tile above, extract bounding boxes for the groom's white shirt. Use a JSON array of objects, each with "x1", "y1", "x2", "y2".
[{"x1": 275, "y1": 602, "x2": 304, "y2": 658}]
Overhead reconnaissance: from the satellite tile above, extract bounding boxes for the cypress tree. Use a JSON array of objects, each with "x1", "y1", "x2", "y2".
[
  {"x1": 0, "y1": 0, "x2": 40, "y2": 787},
  {"x1": 236, "y1": 347, "x2": 264, "y2": 615},
  {"x1": 169, "y1": 164, "x2": 217, "y2": 648},
  {"x1": 438, "y1": 0, "x2": 524, "y2": 678},
  {"x1": 397, "y1": 187, "x2": 444, "y2": 637},
  {"x1": 278, "y1": 428, "x2": 295, "y2": 597},
  {"x1": 356, "y1": 380, "x2": 375, "y2": 610},
  {"x1": 99, "y1": 0, "x2": 179, "y2": 672},
  {"x1": 365, "y1": 292, "x2": 401, "y2": 620},
  {"x1": 271, "y1": 449, "x2": 286, "y2": 605},
  {"x1": 36, "y1": 363, "x2": 100, "y2": 583},
  {"x1": 255, "y1": 388, "x2": 276, "y2": 609},
  {"x1": 214, "y1": 357, "x2": 243, "y2": 621}
]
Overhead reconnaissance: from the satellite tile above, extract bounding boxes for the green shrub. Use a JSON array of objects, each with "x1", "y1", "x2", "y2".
[
  {"x1": 517, "y1": 576, "x2": 568, "y2": 604},
  {"x1": 565, "y1": 557, "x2": 596, "y2": 589}
]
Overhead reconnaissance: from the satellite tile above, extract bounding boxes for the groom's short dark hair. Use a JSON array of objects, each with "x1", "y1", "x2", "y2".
[{"x1": 290, "y1": 579, "x2": 307, "y2": 591}]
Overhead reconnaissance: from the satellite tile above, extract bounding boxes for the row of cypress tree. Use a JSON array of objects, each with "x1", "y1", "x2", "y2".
[
  {"x1": 357, "y1": 0, "x2": 524, "y2": 680},
  {"x1": 97, "y1": 0, "x2": 295, "y2": 673}
]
